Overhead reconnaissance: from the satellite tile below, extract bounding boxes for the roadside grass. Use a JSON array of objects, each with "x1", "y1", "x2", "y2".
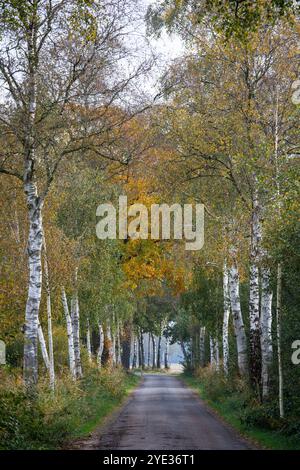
[
  {"x1": 0, "y1": 365, "x2": 140, "y2": 450},
  {"x1": 182, "y1": 372, "x2": 300, "y2": 450}
]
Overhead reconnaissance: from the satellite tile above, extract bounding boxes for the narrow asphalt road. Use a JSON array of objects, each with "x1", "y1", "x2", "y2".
[{"x1": 92, "y1": 374, "x2": 251, "y2": 450}]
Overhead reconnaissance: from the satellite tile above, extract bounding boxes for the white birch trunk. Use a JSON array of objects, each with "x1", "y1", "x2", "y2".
[
  {"x1": 222, "y1": 262, "x2": 230, "y2": 375},
  {"x1": 152, "y1": 334, "x2": 156, "y2": 369},
  {"x1": 229, "y1": 260, "x2": 248, "y2": 376},
  {"x1": 164, "y1": 338, "x2": 169, "y2": 369},
  {"x1": 215, "y1": 338, "x2": 220, "y2": 372},
  {"x1": 43, "y1": 238, "x2": 55, "y2": 390},
  {"x1": 106, "y1": 321, "x2": 114, "y2": 366},
  {"x1": 38, "y1": 319, "x2": 50, "y2": 370},
  {"x1": 210, "y1": 336, "x2": 216, "y2": 368},
  {"x1": 23, "y1": 182, "x2": 43, "y2": 388},
  {"x1": 132, "y1": 336, "x2": 137, "y2": 369},
  {"x1": 61, "y1": 287, "x2": 76, "y2": 379},
  {"x1": 117, "y1": 322, "x2": 121, "y2": 365},
  {"x1": 249, "y1": 187, "x2": 262, "y2": 388},
  {"x1": 276, "y1": 263, "x2": 284, "y2": 417},
  {"x1": 97, "y1": 323, "x2": 104, "y2": 367},
  {"x1": 260, "y1": 266, "x2": 273, "y2": 398},
  {"x1": 86, "y1": 319, "x2": 92, "y2": 363},
  {"x1": 199, "y1": 327, "x2": 206, "y2": 367}
]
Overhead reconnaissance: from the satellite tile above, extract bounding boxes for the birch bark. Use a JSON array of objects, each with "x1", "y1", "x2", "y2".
[
  {"x1": 86, "y1": 319, "x2": 92, "y2": 363},
  {"x1": 61, "y1": 287, "x2": 76, "y2": 379},
  {"x1": 199, "y1": 327, "x2": 206, "y2": 367},
  {"x1": 37, "y1": 319, "x2": 50, "y2": 370},
  {"x1": 72, "y1": 293, "x2": 82, "y2": 378},
  {"x1": 132, "y1": 337, "x2": 137, "y2": 369},
  {"x1": 151, "y1": 334, "x2": 156, "y2": 369},
  {"x1": 97, "y1": 323, "x2": 104, "y2": 367}
]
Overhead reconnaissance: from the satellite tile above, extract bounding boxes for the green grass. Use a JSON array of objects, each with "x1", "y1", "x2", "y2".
[{"x1": 182, "y1": 374, "x2": 300, "y2": 450}]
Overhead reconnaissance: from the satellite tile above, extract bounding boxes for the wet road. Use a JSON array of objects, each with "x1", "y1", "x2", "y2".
[{"x1": 96, "y1": 374, "x2": 251, "y2": 450}]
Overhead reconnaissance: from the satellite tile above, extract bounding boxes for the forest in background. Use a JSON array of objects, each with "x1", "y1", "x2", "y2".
[{"x1": 0, "y1": 0, "x2": 299, "y2": 450}]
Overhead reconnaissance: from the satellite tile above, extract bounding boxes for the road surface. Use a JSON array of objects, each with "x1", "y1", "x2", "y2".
[{"x1": 90, "y1": 374, "x2": 251, "y2": 450}]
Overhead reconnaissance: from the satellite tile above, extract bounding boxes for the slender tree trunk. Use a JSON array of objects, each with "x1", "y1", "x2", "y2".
[
  {"x1": 274, "y1": 91, "x2": 284, "y2": 417},
  {"x1": 157, "y1": 336, "x2": 162, "y2": 369},
  {"x1": 132, "y1": 336, "x2": 137, "y2": 369},
  {"x1": 97, "y1": 323, "x2": 104, "y2": 367},
  {"x1": 199, "y1": 327, "x2": 206, "y2": 367},
  {"x1": 120, "y1": 321, "x2": 131, "y2": 370},
  {"x1": 43, "y1": 238, "x2": 55, "y2": 390},
  {"x1": 164, "y1": 338, "x2": 169, "y2": 369},
  {"x1": 71, "y1": 289, "x2": 82, "y2": 378},
  {"x1": 104, "y1": 322, "x2": 114, "y2": 367},
  {"x1": 228, "y1": 258, "x2": 248, "y2": 376},
  {"x1": 260, "y1": 266, "x2": 273, "y2": 398},
  {"x1": 117, "y1": 321, "x2": 121, "y2": 365},
  {"x1": 37, "y1": 318, "x2": 50, "y2": 370},
  {"x1": 249, "y1": 188, "x2": 262, "y2": 390},
  {"x1": 147, "y1": 334, "x2": 151, "y2": 367},
  {"x1": 215, "y1": 338, "x2": 220, "y2": 372},
  {"x1": 210, "y1": 336, "x2": 216, "y2": 368},
  {"x1": 23, "y1": 183, "x2": 44, "y2": 388},
  {"x1": 61, "y1": 287, "x2": 76, "y2": 379},
  {"x1": 23, "y1": 25, "x2": 41, "y2": 389},
  {"x1": 86, "y1": 319, "x2": 92, "y2": 363},
  {"x1": 151, "y1": 334, "x2": 156, "y2": 369},
  {"x1": 223, "y1": 262, "x2": 230, "y2": 375}
]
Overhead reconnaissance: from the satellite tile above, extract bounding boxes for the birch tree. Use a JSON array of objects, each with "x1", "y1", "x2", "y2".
[{"x1": 222, "y1": 263, "x2": 230, "y2": 375}]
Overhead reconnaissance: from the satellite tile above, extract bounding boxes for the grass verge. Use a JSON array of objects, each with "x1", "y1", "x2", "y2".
[{"x1": 182, "y1": 372, "x2": 300, "y2": 450}]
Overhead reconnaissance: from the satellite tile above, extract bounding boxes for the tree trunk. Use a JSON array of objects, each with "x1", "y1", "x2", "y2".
[
  {"x1": 164, "y1": 338, "x2": 169, "y2": 369},
  {"x1": 228, "y1": 259, "x2": 248, "y2": 376},
  {"x1": 249, "y1": 189, "x2": 262, "y2": 390},
  {"x1": 210, "y1": 336, "x2": 216, "y2": 368},
  {"x1": 86, "y1": 319, "x2": 92, "y2": 363},
  {"x1": 23, "y1": 182, "x2": 43, "y2": 388},
  {"x1": 157, "y1": 336, "x2": 162, "y2": 369},
  {"x1": 276, "y1": 263, "x2": 284, "y2": 417},
  {"x1": 71, "y1": 291, "x2": 82, "y2": 378},
  {"x1": 215, "y1": 338, "x2": 220, "y2": 372},
  {"x1": 37, "y1": 318, "x2": 50, "y2": 370},
  {"x1": 199, "y1": 327, "x2": 206, "y2": 367},
  {"x1": 132, "y1": 336, "x2": 137, "y2": 369},
  {"x1": 97, "y1": 323, "x2": 104, "y2": 367},
  {"x1": 103, "y1": 322, "x2": 114, "y2": 367},
  {"x1": 120, "y1": 321, "x2": 131, "y2": 370},
  {"x1": 117, "y1": 321, "x2": 121, "y2": 365},
  {"x1": 222, "y1": 262, "x2": 230, "y2": 375},
  {"x1": 147, "y1": 334, "x2": 151, "y2": 367},
  {"x1": 151, "y1": 334, "x2": 156, "y2": 369},
  {"x1": 61, "y1": 287, "x2": 76, "y2": 379},
  {"x1": 43, "y1": 238, "x2": 55, "y2": 390},
  {"x1": 260, "y1": 266, "x2": 273, "y2": 398},
  {"x1": 139, "y1": 330, "x2": 145, "y2": 369}
]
